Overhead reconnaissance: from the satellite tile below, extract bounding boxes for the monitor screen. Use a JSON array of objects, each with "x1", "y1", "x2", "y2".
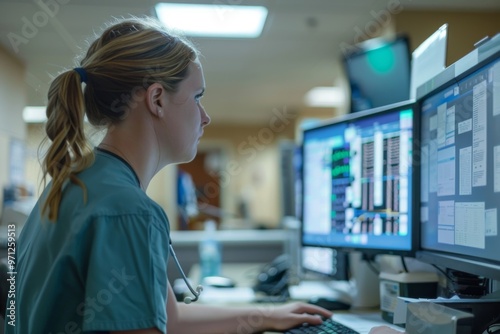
[
  {"x1": 301, "y1": 101, "x2": 416, "y2": 255},
  {"x1": 344, "y1": 35, "x2": 411, "y2": 113},
  {"x1": 418, "y1": 54, "x2": 500, "y2": 279}
]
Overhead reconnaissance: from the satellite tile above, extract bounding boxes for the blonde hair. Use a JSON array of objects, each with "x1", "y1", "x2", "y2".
[{"x1": 42, "y1": 17, "x2": 199, "y2": 221}]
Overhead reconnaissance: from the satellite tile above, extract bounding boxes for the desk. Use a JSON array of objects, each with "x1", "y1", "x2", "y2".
[
  {"x1": 168, "y1": 230, "x2": 286, "y2": 282},
  {"x1": 186, "y1": 264, "x2": 404, "y2": 334},
  {"x1": 189, "y1": 262, "x2": 264, "y2": 287}
]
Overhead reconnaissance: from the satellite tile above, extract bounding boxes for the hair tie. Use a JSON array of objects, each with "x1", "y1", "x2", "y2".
[{"x1": 73, "y1": 67, "x2": 88, "y2": 83}]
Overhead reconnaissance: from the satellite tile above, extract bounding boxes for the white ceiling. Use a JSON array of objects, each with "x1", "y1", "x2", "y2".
[{"x1": 1, "y1": 0, "x2": 500, "y2": 125}]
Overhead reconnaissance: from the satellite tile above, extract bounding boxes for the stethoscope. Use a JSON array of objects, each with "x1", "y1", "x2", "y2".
[{"x1": 169, "y1": 242, "x2": 204, "y2": 304}]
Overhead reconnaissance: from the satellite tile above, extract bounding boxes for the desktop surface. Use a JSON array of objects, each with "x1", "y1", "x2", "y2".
[{"x1": 187, "y1": 262, "x2": 403, "y2": 334}]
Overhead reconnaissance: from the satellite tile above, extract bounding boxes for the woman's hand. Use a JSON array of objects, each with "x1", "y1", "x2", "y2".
[{"x1": 261, "y1": 302, "x2": 334, "y2": 331}]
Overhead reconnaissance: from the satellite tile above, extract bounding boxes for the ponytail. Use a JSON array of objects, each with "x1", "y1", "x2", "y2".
[{"x1": 41, "y1": 69, "x2": 94, "y2": 221}]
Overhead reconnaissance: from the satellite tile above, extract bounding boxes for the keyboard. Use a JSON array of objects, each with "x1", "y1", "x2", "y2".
[{"x1": 285, "y1": 318, "x2": 360, "y2": 334}]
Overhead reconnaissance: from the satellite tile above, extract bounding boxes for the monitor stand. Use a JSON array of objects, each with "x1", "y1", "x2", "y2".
[{"x1": 347, "y1": 252, "x2": 381, "y2": 309}]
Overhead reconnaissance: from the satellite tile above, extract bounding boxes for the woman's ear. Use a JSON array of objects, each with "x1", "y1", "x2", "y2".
[{"x1": 145, "y1": 83, "x2": 166, "y2": 117}]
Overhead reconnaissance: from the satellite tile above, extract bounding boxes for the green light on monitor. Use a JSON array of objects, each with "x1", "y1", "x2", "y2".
[{"x1": 366, "y1": 46, "x2": 395, "y2": 74}]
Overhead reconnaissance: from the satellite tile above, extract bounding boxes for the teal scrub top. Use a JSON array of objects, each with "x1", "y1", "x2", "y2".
[{"x1": 5, "y1": 148, "x2": 171, "y2": 334}]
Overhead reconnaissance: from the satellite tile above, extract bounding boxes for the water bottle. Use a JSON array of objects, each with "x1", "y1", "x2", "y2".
[{"x1": 199, "y1": 220, "x2": 221, "y2": 282}]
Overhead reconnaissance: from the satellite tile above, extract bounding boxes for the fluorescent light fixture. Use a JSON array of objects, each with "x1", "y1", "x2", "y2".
[
  {"x1": 155, "y1": 3, "x2": 268, "y2": 38},
  {"x1": 304, "y1": 87, "x2": 345, "y2": 107},
  {"x1": 23, "y1": 106, "x2": 89, "y2": 123},
  {"x1": 23, "y1": 106, "x2": 47, "y2": 123}
]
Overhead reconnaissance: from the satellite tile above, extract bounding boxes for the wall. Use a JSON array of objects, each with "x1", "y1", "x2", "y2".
[
  {"x1": 0, "y1": 46, "x2": 26, "y2": 139},
  {"x1": 395, "y1": 10, "x2": 500, "y2": 65},
  {"x1": 0, "y1": 45, "x2": 26, "y2": 211},
  {"x1": 24, "y1": 123, "x2": 45, "y2": 197},
  {"x1": 0, "y1": 137, "x2": 8, "y2": 210},
  {"x1": 147, "y1": 165, "x2": 178, "y2": 229},
  {"x1": 200, "y1": 120, "x2": 297, "y2": 228}
]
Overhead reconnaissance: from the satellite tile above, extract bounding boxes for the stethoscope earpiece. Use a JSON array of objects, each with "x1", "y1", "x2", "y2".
[{"x1": 183, "y1": 285, "x2": 203, "y2": 304}]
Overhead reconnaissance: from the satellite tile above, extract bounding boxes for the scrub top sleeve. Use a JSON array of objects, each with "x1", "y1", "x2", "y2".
[{"x1": 81, "y1": 214, "x2": 169, "y2": 333}]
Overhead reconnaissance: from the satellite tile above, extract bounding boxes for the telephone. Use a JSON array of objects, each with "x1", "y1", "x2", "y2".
[{"x1": 253, "y1": 254, "x2": 290, "y2": 299}]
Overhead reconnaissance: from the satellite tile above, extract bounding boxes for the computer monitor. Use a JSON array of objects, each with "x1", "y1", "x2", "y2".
[
  {"x1": 417, "y1": 36, "x2": 500, "y2": 280},
  {"x1": 343, "y1": 35, "x2": 411, "y2": 113},
  {"x1": 301, "y1": 246, "x2": 335, "y2": 276},
  {"x1": 279, "y1": 141, "x2": 302, "y2": 220},
  {"x1": 300, "y1": 246, "x2": 349, "y2": 281},
  {"x1": 301, "y1": 100, "x2": 417, "y2": 256}
]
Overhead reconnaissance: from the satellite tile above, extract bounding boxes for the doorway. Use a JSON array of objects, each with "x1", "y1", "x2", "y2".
[{"x1": 177, "y1": 149, "x2": 223, "y2": 230}]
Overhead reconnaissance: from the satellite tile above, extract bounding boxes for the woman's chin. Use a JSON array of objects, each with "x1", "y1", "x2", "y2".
[{"x1": 179, "y1": 151, "x2": 197, "y2": 164}]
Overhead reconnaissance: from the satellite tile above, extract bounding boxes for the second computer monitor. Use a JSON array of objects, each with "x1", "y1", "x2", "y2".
[
  {"x1": 301, "y1": 100, "x2": 417, "y2": 255},
  {"x1": 417, "y1": 44, "x2": 500, "y2": 280}
]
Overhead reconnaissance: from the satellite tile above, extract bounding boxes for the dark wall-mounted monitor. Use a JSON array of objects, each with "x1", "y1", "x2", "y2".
[
  {"x1": 343, "y1": 35, "x2": 411, "y2": 113},
  {"x1": 301, "y1": 100, "x2": 417, "y2": 256}
]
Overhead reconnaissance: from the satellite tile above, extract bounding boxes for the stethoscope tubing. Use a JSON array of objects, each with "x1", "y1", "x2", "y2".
[{"x1": 169, "y1": 243, "x2": 203, "y2": 304}]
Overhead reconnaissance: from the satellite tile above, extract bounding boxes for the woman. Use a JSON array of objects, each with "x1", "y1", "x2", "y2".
[{"x1": 6, "y1": 17, "x2": 333, "y2": 333}]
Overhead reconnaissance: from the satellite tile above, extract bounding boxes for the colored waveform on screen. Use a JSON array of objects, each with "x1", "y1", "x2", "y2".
[
  {"x1": 331, "y1": 147, "x2": 351, "y2": 232},
  {"x1": 332, "y1": 165, "x2": 350, "y2": 177},
  {"x1": 331, "y1": 150, "x2": 350, "y2": 162},
  {"x1": 331, "y1": 147, "x2": 350, "y2": 177}
]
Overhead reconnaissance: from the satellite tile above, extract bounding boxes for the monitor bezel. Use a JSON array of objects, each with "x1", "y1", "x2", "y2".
[
  {"x1": 300, "y1": 99, "x2": 419, "y2": 257},
  {"x1": 342, "y1": 34, "x2": 412, "y2": 113},
  {"x1": 416, "y1": 250, "x2": 500, "y2": 281},
  {"x1": 415, "y1": 47, "x2": 500, "y2": 278}
]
